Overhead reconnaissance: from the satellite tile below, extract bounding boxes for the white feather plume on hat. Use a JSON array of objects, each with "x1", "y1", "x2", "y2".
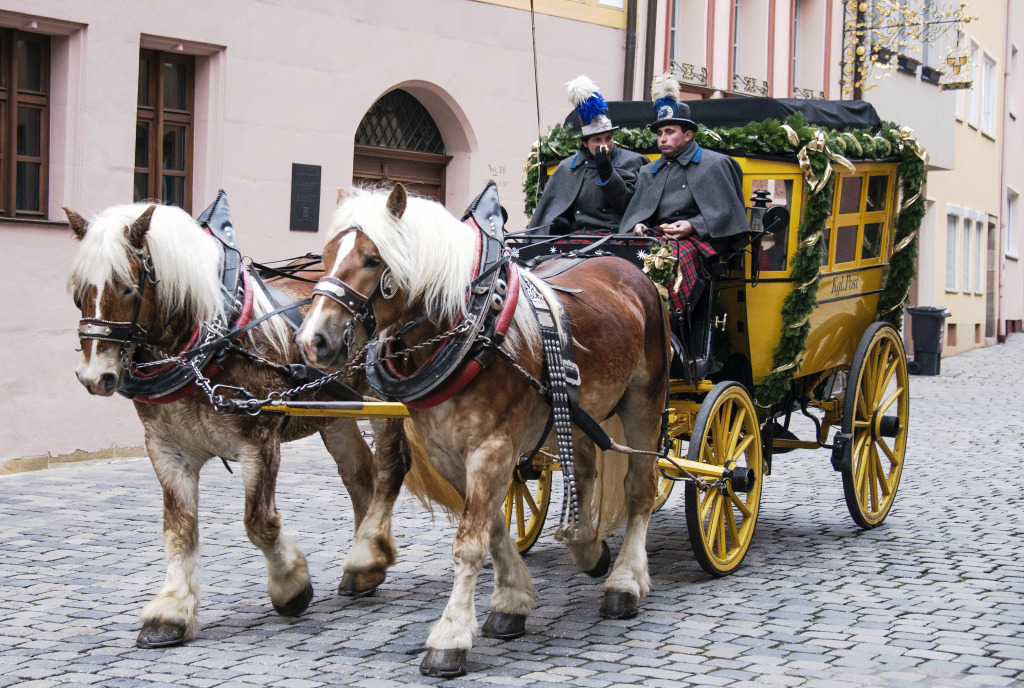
[
  {"x1": 566, "y1": 74, "x2": 616, "y2": 137},
  {"x1": 649, "y1": 73, "x2": 680, "y2": 103},
  {"x1": 649, "y1": 72, "x2": 696, "y2": 131}
]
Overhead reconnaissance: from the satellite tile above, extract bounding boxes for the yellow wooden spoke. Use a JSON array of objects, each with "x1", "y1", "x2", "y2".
[
  {"x1": 729, "y1": 488, "x2": 753, "y2": 518},
  {"x1": 876, "y1": 386, "x2": 904, "y2": 416},
  {"x1": 712, "y1": 498, "x2": 726, "y2": 554},
  {"x1": 522, "y1": 485, "x2": 539, "y2": 515},
  {"x1": 876, "y1": 435, "x2": 900, "y2": 468},
  {"x1": 725, "y1": 497, "x2": 740, "y2": 544},
  {"x1": 731, "y1": 433, "x2": 755, "y2": 463},
  {"x1": 869, "y1": 441, "x2": 892, "y2": 498},
  {"x1": 504, "y1": 489, "x2": 514, "y2": 530},
  {"x1": 725, "y1": 402, "x2": 745, "y2": 460},
  {"x1": 871, "y1": 350, "x2": 898, "y2": 409},
  {"x1": 699, "y1": 485, "x2": 716, "y2": 521}
]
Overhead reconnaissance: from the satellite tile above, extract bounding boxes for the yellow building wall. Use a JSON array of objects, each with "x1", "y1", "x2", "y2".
[
  {"x1": 920, "y1": 0, "x2": 1006, "y2": 354},
  {"x1": 469, "y1": 0, "x2": 628, "y2": 28}
]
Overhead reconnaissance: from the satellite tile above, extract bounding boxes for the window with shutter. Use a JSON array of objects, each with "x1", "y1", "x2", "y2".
[
  {"x1": 962, "y1": 216, "x2": 972, "y2": 292},
  {"x1": 946, "y1": 213, "x2": 958, "y2": 292}
]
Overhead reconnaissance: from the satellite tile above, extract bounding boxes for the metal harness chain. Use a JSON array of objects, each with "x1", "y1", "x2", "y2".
[{"x1": 136, "y1": 318, "x2": 475, "y2": 413}]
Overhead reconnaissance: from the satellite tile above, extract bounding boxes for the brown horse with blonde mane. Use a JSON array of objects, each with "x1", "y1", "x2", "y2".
[
  {"x1": 65, "y1": 198, "x2": 408, "y2": 649},
  {"x1": 295, "y1": 183, "x2": 669, "y2": 677}
]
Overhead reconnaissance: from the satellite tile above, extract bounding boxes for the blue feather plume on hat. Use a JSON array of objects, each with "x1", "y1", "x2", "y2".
[
  {"x1": 566, "y1": 75, "x2": 608, "y2": 125},
  {"x1": 650, "y1": 73, "x2": 680, "y2": 117}
]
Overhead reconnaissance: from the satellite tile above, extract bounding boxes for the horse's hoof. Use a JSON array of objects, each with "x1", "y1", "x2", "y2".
[
  {"x1": 339, "y1": 570, "x2": 385, "y2": 598},
  {"x1": 481, "y1": 611, "x2": 527, "y2": 640},
  {"x1": 584, "y1": 541, "x2": 611, "y2": 578},
  {"x1": 600, "y1": 590, "x2": 639, "y2": 619},
  {"x1": 136, "y1": 620, "x2": 186, "y2": 649},
  {"x1": 419, "y1": 648, "x2": 468, "y2": 677},
  {"x1": 273, "y1": 582, "x2": 313, "y2": 617}
]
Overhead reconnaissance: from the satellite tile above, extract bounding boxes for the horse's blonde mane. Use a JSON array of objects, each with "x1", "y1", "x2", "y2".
[
  {"x1": 68, "y1": 203, "x2": 292, "y2": 355},
  {"x1": 327, "y1": 188, "x2": 538, "y2": 353}
]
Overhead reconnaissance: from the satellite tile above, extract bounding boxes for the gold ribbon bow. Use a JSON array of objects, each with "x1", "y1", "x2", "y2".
[
  {"x1": 892, "y1": 230, "x2": 918, "y2": 255},
  {"x1": 798, "y1": 131, "x2": 832, "y2": 195},
  {"x1": 704, "y1": 128, "x2": 724, "y2": 145},
  {"x1": 781, "y1": 124, "x2": 800, "y2": 148},
  {"x1": 842, "y1": 132, "x2": 863, "y2": 156},
  {"x1": 899, "y1": 126, "x2": 930, "y2": 164}
]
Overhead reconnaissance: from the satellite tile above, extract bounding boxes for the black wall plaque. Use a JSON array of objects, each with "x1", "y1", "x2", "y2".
[{"x1": 289, "y1": 163, "x2": 321, "y2": 232}]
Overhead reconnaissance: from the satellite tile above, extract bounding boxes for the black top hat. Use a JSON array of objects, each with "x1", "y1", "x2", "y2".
[{"x1": 648, "y1": 73, "x2": 698, "y2": 132}]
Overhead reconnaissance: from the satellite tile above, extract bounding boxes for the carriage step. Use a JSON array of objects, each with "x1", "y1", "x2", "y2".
[{"x1": 831, "y1": 433, "x2": 853, "y2": 471}]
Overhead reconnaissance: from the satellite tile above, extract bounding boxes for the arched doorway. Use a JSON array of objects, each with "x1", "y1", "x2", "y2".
[{"x1": 353, "y1": 89, "x2": 452, "y2": 203}]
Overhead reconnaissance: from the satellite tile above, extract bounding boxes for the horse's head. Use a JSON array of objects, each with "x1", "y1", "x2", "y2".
[
  {"x1": 296, "y1": 185, "x2": 412, "y2": 368},
  {"x1": 65, "y1": 205, "x2": 160, "y2": 395},
  {"x1": 66, "y1": 203, "x2": 224, "y2": 396}
]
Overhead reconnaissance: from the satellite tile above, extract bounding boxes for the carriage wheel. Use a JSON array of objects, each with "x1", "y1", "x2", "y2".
[
  {"x1": 840, "y1": 322, "x2": 909, "y2": 529},
  {"x1": 503, "y1": 456, "x2": 553, "y2": 554},
  {"x1": 651, "y1": 473, "x2": 675, "y2": 512},
  {"x1": 685, "y1": 382, "x2": 763, "y2": 577}
]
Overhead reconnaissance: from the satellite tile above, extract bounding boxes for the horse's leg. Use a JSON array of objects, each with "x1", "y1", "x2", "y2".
[
  {"x1": 320, "y1": 417, "x2": 374, "y2": 532},
  {"x1": 238, "y1": 437, "x2": 313, "y2": 618},
  {"x1": 137, "y1": 439, "x2": 203, "y2": 648},
  {"x1": 480, "y1": 511, "x2": 535, "y2": 640},
  {"x1": 338, "y1": 417, "x2": 408, "y2": 597},
  {"x1": 558, "y1": 439, "x2": 612, "y2": 577},
  {"x1": 421, "y1": 439, "x2": 518, "y2": 678},
  {"x1": 600, "y1": 411, "x2": 658, "y2": 619}
]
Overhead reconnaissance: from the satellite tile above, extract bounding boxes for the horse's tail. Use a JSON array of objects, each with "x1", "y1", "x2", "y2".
[{"x1": 402, "y1": 419, "x2": 464, "y2": 518}]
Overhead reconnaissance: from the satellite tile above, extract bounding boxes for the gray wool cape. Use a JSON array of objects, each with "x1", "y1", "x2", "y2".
[
  {"x1": 527, "y1": 146, "x2": 648, "y2": 234},
  {"x1": 618, "y1": 144, "x2": 749, "y2": 241}
]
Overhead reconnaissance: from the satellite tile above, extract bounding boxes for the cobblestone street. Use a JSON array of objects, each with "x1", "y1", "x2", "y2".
[{"x1": 2, "y1": 336, "x2": 1023, "y2": 687}]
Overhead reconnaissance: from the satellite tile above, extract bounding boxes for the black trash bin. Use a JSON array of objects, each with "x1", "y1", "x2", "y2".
[{"x1": 906, "y1": 306, "x2": 951, "y2": 375}]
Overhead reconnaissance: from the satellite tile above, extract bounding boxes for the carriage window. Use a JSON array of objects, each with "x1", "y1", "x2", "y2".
[
  {"x1": 862, "y1": 222, "x2": 883, "y2": 260},
  {"x1": 752, "y1": 178, "x2": 793, "y2": 272},
  {"x1": 866, "y1": 175, "x2": 888, "y2": 212},
  {"x1": 0, "y1": 29, "x2": 50, "y2": 218},
  {"x1": 838, "y1": 176, "x2": 862, "y2": 214},
  {"x1": 835, "y1": 224, "x2": 858, "y2": 264},
  {"x1": 136, "y1": 50, "x2": 194, "y2": 212}
]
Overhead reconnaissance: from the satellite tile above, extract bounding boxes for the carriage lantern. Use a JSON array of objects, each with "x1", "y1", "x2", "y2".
[{"x1": 747, "y1": 189, "x2": 772, "y2": 234}]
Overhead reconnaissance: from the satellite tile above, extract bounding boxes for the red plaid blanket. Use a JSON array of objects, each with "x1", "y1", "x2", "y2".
[
  {"x1": 548, "y1": 233, "x2": 716, "y2": 314},
  {"x1": 664, "y1": 236, "x2": 717, "y2": 314}
]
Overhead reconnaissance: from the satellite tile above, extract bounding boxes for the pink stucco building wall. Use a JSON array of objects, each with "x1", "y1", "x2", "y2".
[{"x1": 1, "y1": 0, "x2": 630, "y2": 464}]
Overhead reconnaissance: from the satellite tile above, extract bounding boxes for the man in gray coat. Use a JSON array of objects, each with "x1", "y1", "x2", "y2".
[
  {"x1": 619, "y1": 74, "x2": 750, "y2": 316},
  {"x1": 619, "y1": 100, "x2": 748, "y2": 249},
  {"x1": 528, "y1": 75, "x2": 647, "y2": 235}
]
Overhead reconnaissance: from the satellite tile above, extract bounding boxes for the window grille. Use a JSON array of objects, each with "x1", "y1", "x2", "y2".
[{"x1": 355, "y1": 89, "x2": 445, "y2": 154}]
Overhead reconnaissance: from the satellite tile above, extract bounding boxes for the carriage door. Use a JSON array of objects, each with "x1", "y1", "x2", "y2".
[{"x1": 353, "y1": 89, "x2": 451, "y2": 203}]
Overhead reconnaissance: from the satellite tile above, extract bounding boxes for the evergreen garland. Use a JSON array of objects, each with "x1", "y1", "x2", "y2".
[{"x1": 522, "y1": 111, "x2": 927, "y2": 422}]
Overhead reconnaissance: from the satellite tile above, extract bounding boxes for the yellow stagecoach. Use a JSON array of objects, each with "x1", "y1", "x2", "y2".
[{"x1": 504, "y1": 97, "x2": 923, "y2": 575}]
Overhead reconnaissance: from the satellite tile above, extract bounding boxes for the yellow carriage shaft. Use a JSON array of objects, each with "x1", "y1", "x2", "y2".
[{"x1": 260, "y1": 401, "x2": 411, "y2": 418}]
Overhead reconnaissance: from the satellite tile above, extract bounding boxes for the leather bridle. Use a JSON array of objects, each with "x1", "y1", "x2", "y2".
[
  {"x1": 76, "y1": 245, "x2": 157, "y2": 372},
  {"x1": 311, "y1": 226, "x2": 398, "y2": 350}
]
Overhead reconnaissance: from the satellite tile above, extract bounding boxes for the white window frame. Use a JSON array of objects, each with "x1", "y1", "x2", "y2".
[
  {"x1": 981, "y1": 50, "x2": 997, "y2": 137},
  {"x1": 1010, "y1": 43, "x2": 1019, "y2": 120},
  {"x1": 968, "y1": 40, "x2": 980, "y2": 128},
  {"x1": 963, "y1": 214, "x2": 973, "y2": 292},
  {"x1": 1007, "y1": 187, "x2": 1020, "y2": 260},
  {"x1": 974, "y1": 219, "x2": 984, "y2": 294},
  {"x1": 946, "y1": 210, "x2": 960, "y2": 292}
]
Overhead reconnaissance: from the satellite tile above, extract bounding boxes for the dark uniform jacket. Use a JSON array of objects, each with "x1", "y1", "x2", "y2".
[
  {"x1": 619, "y1": 140, "x2": 748, "y2": 243},
  {"x1": 528, "y1": 146, "x2": 648, "y2": 235}
]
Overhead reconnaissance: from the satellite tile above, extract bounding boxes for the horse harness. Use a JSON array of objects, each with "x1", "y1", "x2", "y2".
[{"x1": 76, "y1": 191, "x2": 353, "y2": 406}]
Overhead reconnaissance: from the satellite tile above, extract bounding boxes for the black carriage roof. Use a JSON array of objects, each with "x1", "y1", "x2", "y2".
[{"x1": 563, "y1": 98, "x2": 882, "y2": 132}]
